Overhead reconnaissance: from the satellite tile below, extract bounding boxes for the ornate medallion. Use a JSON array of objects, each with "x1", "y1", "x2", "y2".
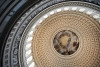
[{"x1": 32, "y1": 11, "x2": 100, "y2": 67}]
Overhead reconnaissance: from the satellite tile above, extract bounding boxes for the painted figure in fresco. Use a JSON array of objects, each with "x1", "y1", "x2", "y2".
[{"x1": 53, "y1": 30, "x2": 79, "y2": 55}]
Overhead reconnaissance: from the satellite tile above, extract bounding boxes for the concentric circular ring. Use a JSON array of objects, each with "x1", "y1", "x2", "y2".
[{"x1": 23, "y1": 2, "x2": 100, "y2": 67}]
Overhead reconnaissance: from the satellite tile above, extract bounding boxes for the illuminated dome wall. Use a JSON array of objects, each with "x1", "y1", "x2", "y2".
[{"x1": 18, "y1": 1, "x2": 100, "y2": 67}]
